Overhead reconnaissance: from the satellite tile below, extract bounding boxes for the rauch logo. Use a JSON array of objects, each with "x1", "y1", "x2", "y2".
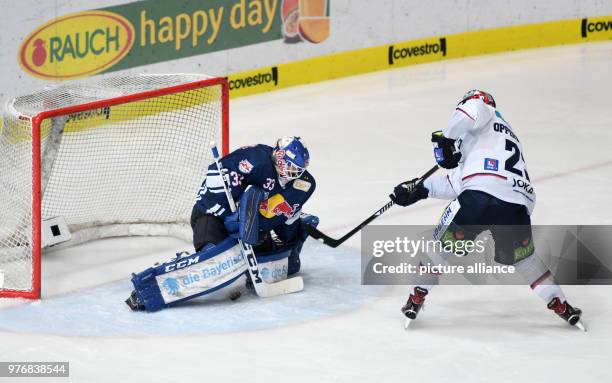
[
  {"x1": 19, "y1": 10, "x2": 135, "y2": 80},
  {"x1": 581, "y1": 18, "x2": 612, "y2": 38}
]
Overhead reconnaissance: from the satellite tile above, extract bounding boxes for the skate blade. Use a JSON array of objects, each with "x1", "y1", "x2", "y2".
[
  {"x1": 404, "y1": 318, "x2": 413, "y2": 330},
  {"x1": 575, "y1": 319, "x2": 587, "y2": 332}
]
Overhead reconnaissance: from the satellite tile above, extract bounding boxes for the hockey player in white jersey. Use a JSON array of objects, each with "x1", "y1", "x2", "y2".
[{"x1": 390, "y1": 90, "x2": 584, "y2": 329}]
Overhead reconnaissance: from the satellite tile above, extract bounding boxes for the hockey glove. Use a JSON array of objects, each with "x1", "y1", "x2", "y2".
[
  {"x1": 299, "y1": 214, "x2": 320, "y2": 242},
  {"x1": 432, "y1": 131, "x2": 461, "y2": 169},
  {"x1": 291, "y1": 214, "x2": 320, "y2": 275},
  {"x1": 389, "y1": 178, "x2": 429, "y2": 207},
  {"x1": 224, "y1": 212, "x2": 240, "y2": 238}
]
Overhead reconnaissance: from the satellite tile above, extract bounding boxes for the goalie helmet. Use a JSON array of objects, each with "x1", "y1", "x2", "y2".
[
  {"x1": 272, "y1": 136, "x2": 309, "y2": 184},
  {"x1": 459, "y1": 89, "x2": 496, "y2": 108}
]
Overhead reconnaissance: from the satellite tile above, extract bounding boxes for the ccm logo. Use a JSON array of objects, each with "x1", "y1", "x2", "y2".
[
  {"x1": 247, "y1": 253, "x2": 263, "y2": 283},
  {"x1": 165, "y1": 256, "x2": 200, "y2": 272}
]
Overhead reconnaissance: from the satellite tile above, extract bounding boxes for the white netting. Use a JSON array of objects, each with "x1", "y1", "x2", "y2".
[{"x1": 0, "y1": 74, "x2": 226, "y2": 295}]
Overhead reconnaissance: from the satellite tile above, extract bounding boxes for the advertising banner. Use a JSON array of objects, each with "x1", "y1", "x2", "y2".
[{"x1": 0, "y1": 0, "x2": 610, "y2": 100}]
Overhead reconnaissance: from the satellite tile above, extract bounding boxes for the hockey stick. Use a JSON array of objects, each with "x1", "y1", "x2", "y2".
[
  {"x1": 210, "y1": 142, "x2": 304, "y2": 297},
  {"x1": 305, "y1": 165, "x2": 439, "y2": 248}
]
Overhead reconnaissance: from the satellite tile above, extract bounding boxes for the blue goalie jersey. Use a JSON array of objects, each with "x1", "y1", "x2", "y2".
[{"x1": 194, "y1": 144, "x2": 316, "y2": 233}]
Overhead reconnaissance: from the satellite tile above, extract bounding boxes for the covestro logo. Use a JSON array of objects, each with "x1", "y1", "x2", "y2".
[
  {"x1": 227, "y1": 67, "x2": 278, "y2": 90},
  {"x1": 581, "y1": 18, "x2": 612, "y2": 37},
  {"x1": 19, "y1": 11, "x2": 135, "y2": 80},
  {"x1": 388, "y1": 38, "x2": 446, "y2": 65}
]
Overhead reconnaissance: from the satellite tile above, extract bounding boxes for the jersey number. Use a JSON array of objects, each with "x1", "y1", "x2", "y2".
[
  {"x1": 504, "y1": 139, "x2": 530, "y2": 181},
  {"x1": 263, "y1": 178, "x2": 275, "y2": 191},
  {"x1": 230, "y1": 171, "x2": 244, "y2": 186}
]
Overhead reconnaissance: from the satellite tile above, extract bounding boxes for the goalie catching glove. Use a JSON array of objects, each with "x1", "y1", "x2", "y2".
[{"x1": 390, "y1": 178, "x2": 429, "y2": 207}]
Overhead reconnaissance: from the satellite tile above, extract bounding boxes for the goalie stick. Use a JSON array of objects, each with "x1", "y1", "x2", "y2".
[
  {"x1": 305, "y1": 165, "x2": 439, "y2": 248},
  {"x1": 210, "y1": 142, "x2": 304, "y2": 297}
]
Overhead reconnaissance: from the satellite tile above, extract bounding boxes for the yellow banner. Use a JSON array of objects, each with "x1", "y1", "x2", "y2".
[{"x1": 228, "y1": 15, "x2": 612, "y2": 99}]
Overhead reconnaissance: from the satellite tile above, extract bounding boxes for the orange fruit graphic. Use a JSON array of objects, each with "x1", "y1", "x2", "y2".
[
  {"x1": 298, "y1": 18, "x2": 329, "y2": 43},
  {"x1": 281, "y1": 0, "x2": 299, "y2": 20}
]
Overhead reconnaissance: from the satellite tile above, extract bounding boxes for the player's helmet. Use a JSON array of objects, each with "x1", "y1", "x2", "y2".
[
  {"x1": 459, "y1": 89, "x2": 496, "y2": 108},
  {"x1": 272, "y1": 136, "x2": 309, "y2": 183}
]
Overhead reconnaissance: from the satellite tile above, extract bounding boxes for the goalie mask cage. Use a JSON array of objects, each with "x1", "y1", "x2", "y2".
[{"x1": 0, "y1": 74, "x2": 229, "y2": 299}]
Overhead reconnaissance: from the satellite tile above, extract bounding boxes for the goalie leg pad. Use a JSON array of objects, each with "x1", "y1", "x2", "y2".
[
  {"x1": 256, "y1": 249, "x2": 291, "y2": 283},
  {"x1": 253, "y1": 214, "x2": 320, "y2": 279},
  {"x1": 129, "y1": 237, "x2": 246, "y2": 312}
]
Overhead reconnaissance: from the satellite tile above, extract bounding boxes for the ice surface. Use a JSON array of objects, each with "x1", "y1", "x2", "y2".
[
  {"x1": 0, "y1": 242, "x2": 384, "y2": 336},
  {"x1": 1, "y1": 42, "x2": 612, "y2": 383}
]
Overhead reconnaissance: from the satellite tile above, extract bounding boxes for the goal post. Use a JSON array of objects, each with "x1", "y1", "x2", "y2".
[{"x1": 0, "y1": 74, "x2": 229, "y2": 299}]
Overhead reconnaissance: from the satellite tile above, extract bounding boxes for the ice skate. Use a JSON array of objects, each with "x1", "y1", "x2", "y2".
[
  {"x1": 125, "y1": 290, "x2": 145, "y2": 312},
  {"x1": 548, "y1": 297, "x2": 586, "y2": 331},
  {"x1": 401, "y1": 287, "x2": 428, "y2": 329}
]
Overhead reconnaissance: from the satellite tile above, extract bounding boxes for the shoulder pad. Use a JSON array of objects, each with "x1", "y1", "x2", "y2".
[
  {"x1": 292, "y1": 171, "x2": 316, "y2": 193},
  {"x1": 457, "y1": 98, "x2": 494, "y2": 123},
  {"x1": 293, "y1": 179, "x2": 312, "y2": 192},
  {"x1": 230, "y1": 145, "x2": 274, "y2": 174}
]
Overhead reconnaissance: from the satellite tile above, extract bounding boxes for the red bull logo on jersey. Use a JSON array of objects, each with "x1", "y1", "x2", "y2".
[{"x1": 259, "y1": 193, "x2": 299, "y2": 219}]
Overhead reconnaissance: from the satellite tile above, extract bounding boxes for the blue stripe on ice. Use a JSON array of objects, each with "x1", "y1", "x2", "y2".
[{"x1": 0, "y1": 242, "x2": 384, "y2": 337}]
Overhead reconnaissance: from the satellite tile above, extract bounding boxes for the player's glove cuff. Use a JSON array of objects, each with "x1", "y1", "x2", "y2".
[
  {"x1": 432, "y1": 131, "x2": 462, "y2": 169},
  {"x1": 390, "y1": 178, "x2": 429, "y2": 207},
  {"x1": 299, "y1": 214, "x2": 320, "y2": 241}
]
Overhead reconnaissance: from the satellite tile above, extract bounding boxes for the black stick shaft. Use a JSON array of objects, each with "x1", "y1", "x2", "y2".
[{"x1": 307, "y1": 165, "x2": 439, "y2": 247}]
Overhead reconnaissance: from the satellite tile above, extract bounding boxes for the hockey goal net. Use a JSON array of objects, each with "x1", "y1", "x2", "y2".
[{"x1": 0, "y1": 74, "x2": 229, "y2": 299}]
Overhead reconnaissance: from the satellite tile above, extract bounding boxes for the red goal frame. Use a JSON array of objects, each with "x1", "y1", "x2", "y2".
[{"x1": 0, "y1": 77, "x2": 229, "y2": 299}]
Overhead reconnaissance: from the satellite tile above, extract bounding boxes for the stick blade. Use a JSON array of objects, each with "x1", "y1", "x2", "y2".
[{"x1": 255, "y1": 276, "x2": 304, "y2": 298}]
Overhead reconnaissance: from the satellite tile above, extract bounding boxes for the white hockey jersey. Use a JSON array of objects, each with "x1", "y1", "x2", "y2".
[{"x1": 424, "y1": 98, "x2": 536, "y2": 214}]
